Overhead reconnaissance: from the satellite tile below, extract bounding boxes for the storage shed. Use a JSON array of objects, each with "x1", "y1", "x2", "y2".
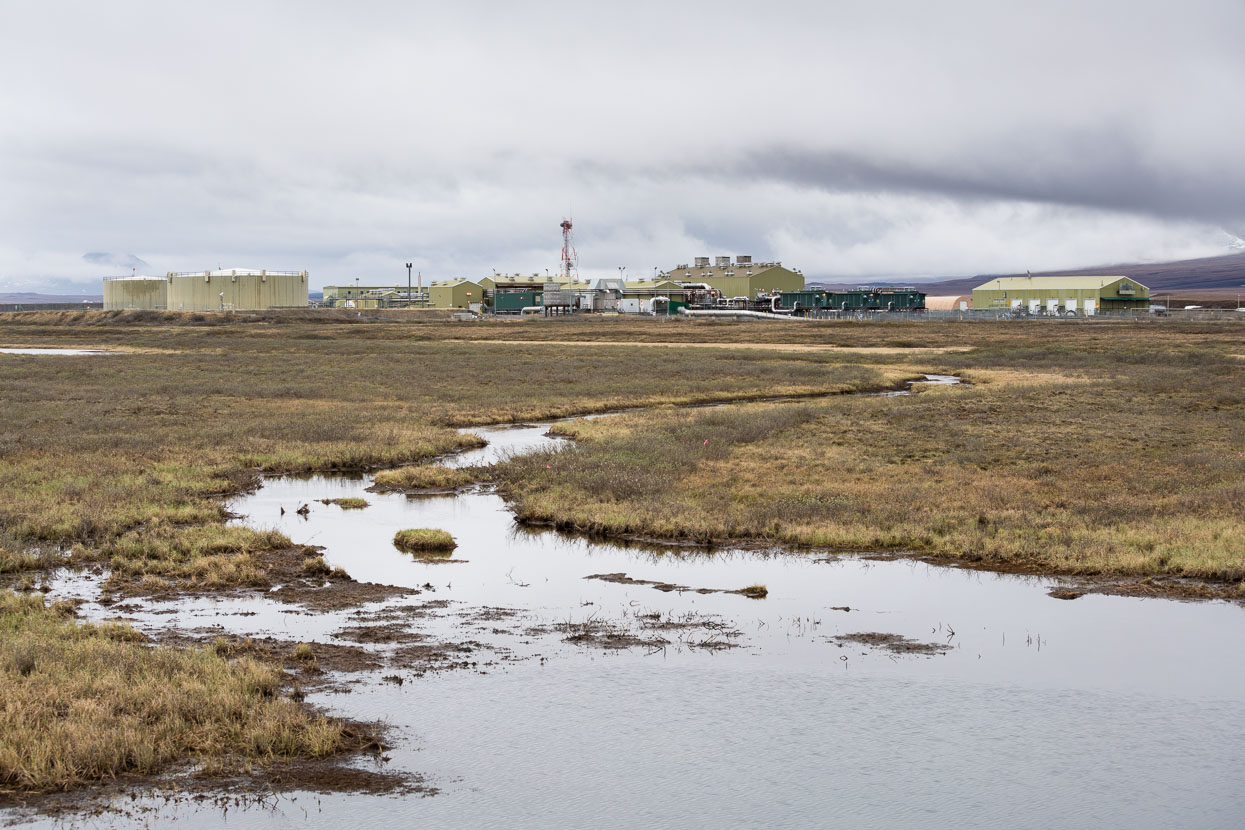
[{"x1": 926, "y1": 295, "x2": 971, "y2": 312}]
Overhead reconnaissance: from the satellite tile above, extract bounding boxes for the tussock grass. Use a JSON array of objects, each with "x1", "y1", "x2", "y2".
[
  {"x1": 372, "y1": 465, "x2": 474, "y2": 491},
  {"x1": 319, "y1": 497, "x2": 369, "y2": 509},
  {"x1": 302, "y1": 556, "x2": 333, "y2": 576},
  {"x1": 392, "y1": 529, "x2": 456, "y2": 554},
  {"x1": 99, "y1": 525, "x2": 290, "y2": 590},
  {"x1": 738, "y1": 584, "x2": 768, "y2": 599},
  {"x1": 0, "y1": 591, "x2": 370, "y2": 794}
]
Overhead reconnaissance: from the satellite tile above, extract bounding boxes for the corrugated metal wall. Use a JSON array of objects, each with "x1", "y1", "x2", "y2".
[
  {"x1": 104, "y1": 279, "x2": 168, "y2": 310},
  {"x1": 166, "y1": 273, "x2": 308, "y2": 311}
]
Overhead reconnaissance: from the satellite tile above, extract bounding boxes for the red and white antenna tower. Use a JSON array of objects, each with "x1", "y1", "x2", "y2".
[{"x1": 560, "y1": 218, "x2": 578, "y2": 280}]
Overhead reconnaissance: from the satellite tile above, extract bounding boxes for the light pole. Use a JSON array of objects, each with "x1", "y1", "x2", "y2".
[{"x1": 406, "y1": 262, "x2": 413, "y2": 307}]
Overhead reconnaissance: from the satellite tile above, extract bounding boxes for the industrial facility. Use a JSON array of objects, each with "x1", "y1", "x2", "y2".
[
  {"x1": 322, "y1": 284, "x2": 426, "y2": 308},
  {"x1": 90, "y1": 214, "x2": 1158, "y2": 321},
  {"x1": 971, "y1": 276, "x2": 1150, "y2": 315}
]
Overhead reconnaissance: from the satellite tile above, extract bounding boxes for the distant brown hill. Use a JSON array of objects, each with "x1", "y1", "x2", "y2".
[{"x1": 811, "y1": 251, "x2": 1245, "y2": 296}]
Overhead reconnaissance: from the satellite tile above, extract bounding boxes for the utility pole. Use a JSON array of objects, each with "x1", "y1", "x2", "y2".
[{"x1": 406, "y1": 262, "x2": 413, "y2": 307}]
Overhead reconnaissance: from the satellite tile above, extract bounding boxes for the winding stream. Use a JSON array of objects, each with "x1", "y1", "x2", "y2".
[{"x1": 17, "y1": 376, "x2": 1245, "y2": 829}]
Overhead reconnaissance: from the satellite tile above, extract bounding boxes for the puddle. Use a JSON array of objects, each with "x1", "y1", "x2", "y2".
[
  {"x1": 14, "y1": 375, "x2": 1245, "y2": 829},
  {"x1": 0, "y1": 347, "x2": 117, "y2": 355}
]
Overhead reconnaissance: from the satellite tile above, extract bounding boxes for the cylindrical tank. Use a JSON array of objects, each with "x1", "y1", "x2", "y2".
[
  {"x1": 165, "y1": 269, "x2": 309, "y2": 311},
  {"x1": 103, "y1": 276, "x2": 168, "y2": 309}
]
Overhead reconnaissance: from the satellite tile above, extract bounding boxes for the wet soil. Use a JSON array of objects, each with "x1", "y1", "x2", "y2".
[
  {"x1": 524, "y1": 609, "x2": 743, "y2": 652},
  {"x1": 163, "y1": 630, "x2": 384, "y2": 676},
  {"x1": 1, "y1": 759, "x2": 428, "y2": 824},
  {"x1": 263, "y1": 546, "x2": 418, "y2": 611},
  {"x1": 99, "y1": 545, "x2": 418, "y2": 613},
  {"x1": 830, "y1": 632, "x2": 952, "y2": 656},
  {"x1": 585, "y1": 571, "x2": 767, "y2": 599}
]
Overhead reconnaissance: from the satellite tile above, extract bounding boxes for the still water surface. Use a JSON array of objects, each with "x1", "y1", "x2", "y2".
[
  {"x1": 13, "y1": 384, "x2": 1245, "y2": 828},
  {"x1": 0, "y1": 347, "x2": 116, "y2": 355}
]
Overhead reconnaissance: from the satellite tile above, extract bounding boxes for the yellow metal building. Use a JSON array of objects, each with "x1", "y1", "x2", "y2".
[
  {"x1": 429, "y1": 279, "x2": 483, "y2": 309},
  {"x1": 166, "y1": 269, "x2": 308, "y2": 311},
  {"x1": 103, "y1": 276, "x2": 168, "y2": 309},
  {"x1": 971, "y1": 276, "x2": 1150, "y2": 314},
  {"x1": 665, "y1": 256, "x2": 803, "y2": 297}
]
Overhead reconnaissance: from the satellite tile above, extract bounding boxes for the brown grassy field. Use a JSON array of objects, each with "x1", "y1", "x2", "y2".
[{"x1": 0, "y1": 311, "x2": 1242, "y2": 795}]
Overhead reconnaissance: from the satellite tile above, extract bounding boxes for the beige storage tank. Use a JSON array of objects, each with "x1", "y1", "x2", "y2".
[
  {"x1": 103, "y1": 276, "x2": 168, "y2": 310},
  {"x1": 166, "y1": 269, "x2": 308, "y2": 311}
]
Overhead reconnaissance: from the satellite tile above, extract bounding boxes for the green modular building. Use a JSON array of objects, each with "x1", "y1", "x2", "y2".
[
  {"x1": 779, "y1": 288, "x2": 926, "y2": 313},
  {"x1": 971, "y1": 276, "x2": 1150, "y2": 315},
  {"x1": 494, "y1": 290, "x2": 541, "y2": 313}
]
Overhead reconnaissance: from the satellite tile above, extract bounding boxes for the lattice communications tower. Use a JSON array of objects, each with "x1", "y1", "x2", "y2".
[{"x1": 560, "y1": 218, "x2": 578, "y2": 281}]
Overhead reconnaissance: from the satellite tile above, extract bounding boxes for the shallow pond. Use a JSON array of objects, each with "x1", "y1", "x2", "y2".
[
  {"x1": 12, "y1": 378, "x2": 1245, "y2": 828},
  {"x1": 0, "y1": 347, "x2": 116, "y2": 355}
]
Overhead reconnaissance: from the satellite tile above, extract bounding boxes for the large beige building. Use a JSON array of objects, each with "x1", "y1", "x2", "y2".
[
  {"x1": 665, "y1": 256, "x2": 804, "y2": 297},
  {"x1": 165, "y1": 269, "x2": 308, "y2": 311}
]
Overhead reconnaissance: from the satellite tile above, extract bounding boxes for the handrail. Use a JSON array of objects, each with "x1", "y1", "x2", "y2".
[{"x1": 166, "y1": 270, "x2": 304, "y2": 277}]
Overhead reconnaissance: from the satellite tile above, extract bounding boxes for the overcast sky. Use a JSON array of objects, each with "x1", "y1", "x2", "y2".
[{"x1": 2, "y1": 0, "x2": 1243, "y2": 292}]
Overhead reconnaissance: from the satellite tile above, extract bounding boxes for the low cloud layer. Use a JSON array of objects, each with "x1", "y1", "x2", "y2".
[{"x1": 2, "y1": 0, "x2": 1242, "y2": 292}]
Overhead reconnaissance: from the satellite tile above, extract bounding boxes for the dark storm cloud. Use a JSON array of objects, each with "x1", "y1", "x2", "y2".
[{"x1": 729, "y1": 137, "x2": 1245, "y2": 228}]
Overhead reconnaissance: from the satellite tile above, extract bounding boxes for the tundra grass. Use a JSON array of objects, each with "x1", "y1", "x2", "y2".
[
  {"x1": 494, "y1": 336, "x2": 1245, "y2": 592},
  {"x1": 319, "y1": 497, "x2": 369, "y2": 509},
  {"x1": 372, "y1": 465, "x2": 474, "y2": 491},
  {"x1": 392, "y1": 529, "x2": 457, "y2": 554},
  {"x1": 0, "y1": 591, "x2": 371, "y2": 795}
]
